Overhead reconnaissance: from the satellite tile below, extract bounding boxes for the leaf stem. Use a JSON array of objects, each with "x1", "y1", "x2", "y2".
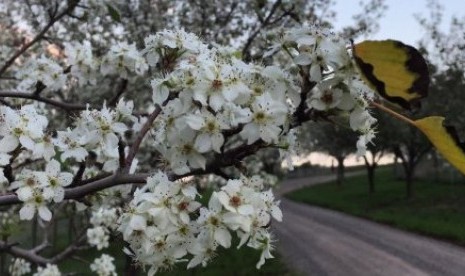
[{"x1": 370, "y1": 101, "x2": 416, "y2": 126}]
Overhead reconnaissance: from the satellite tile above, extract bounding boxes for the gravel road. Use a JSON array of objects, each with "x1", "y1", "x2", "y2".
[{"x1": 273, "y1": 174, "x2": 465, "y2": 276}]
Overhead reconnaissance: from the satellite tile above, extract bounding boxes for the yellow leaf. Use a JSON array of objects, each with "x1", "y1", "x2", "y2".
[
  {"x1": 353, "y1": 40, "x2": 430, "y2": 110},
  {"x1": 414, "y1": 116, "x2": 465, "y2": 175}
]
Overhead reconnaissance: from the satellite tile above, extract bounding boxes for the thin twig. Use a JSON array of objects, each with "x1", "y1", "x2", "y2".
[
  {"x1": 124, "y1": 105, "x2": 162, "y2": 171},
  {"x1": 0, "y1": 173, "x2": 149, "y2": 206},
  {"x1": 0, "y1": 91, "x2": 87, "y2": 111},
  {"x1": 0, "y1": 1, "x2": 79, "y2": 77}
]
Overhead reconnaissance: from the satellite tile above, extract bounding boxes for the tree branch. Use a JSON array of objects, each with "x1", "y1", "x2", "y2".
[
  {"x1": 124, "y1": 105, "x2": 162, "y2": 171},
  {"x1": 0, "y1": 91, "x2": 87, "y2": 111},
  {"x1": 0, "y1": 173, "x2": 149, "y2": 206},
  {"x1": 0, "y1": 1, "x2": 80, "y2": 77},
  {"x1": 242, "y1": 0, "x2": 282, "y2": 61},
  {"x1": 0, "y1": 231, "x2": 87, "y2": 266}
]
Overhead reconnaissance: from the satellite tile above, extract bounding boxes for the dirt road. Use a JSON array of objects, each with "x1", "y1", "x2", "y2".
[{"x1": 274, "y1": 174, "x2": 465, "y2": 276}]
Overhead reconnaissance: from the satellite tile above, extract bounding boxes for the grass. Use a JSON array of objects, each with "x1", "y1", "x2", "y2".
[{"x1": 286, "y1": 166, "x2": 465, "y2": 245}]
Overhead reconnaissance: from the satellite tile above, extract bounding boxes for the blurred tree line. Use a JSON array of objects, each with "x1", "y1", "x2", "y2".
[{"x1": 295, "y1": 0, "x2": 465, "y2": 199}]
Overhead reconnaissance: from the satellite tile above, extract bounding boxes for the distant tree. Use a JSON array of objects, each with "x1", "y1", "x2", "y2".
[
  {"x1": 363, "y1": 111, "x2": 390, "y2": 194},
  {"x1": 306, "y1": 122, "x2": 358, "y2": 185}
]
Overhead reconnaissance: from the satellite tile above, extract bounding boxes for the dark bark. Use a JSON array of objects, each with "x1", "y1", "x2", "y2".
[
  {"x1": 125, "y1": 255, "x2": 139, "y2": 276},
  {"x1": 336, "y1": 156, "x2": 345, "y2": 186},
  {"x1": 367, "y1": 165, "x2": 376, "y2": 194}
]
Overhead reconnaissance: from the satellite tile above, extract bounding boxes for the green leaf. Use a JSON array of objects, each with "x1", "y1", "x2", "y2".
[{"x1": 106, "y1": 4, "x2": 121, "y2": 22}]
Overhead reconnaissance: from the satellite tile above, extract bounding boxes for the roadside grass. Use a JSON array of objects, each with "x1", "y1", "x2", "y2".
[{"x1": 286, "y1": 167, "x2": 465, "y2": 245}]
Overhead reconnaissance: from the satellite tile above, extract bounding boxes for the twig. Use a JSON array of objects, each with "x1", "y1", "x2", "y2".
[
  {"x1": 0, "y1": 91, "x2": 87, "y2": 111},
  {"x1": 0, "y1": 1, "x2": 80, "y2": 77},
  {"x1": 242, "y1": 0, "x2": 282, "y2": 60},
  {"x1": 0, "y1": 173, "x2": 149, "y2": 206},
  {"x1": 124, "y1": 105, "x2": 162, "y2": 171}
]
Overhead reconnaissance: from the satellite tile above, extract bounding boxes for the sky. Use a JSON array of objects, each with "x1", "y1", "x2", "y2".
[
  {"x1": 332, "y1": 0, "x2": 465, "y2": 46},
  {"x1": 300, "y1": 0, "x2": 465, "y2": 167}
]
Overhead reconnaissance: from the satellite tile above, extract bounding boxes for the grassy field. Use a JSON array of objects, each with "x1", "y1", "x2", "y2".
[{"x1": 287, "y1": 166, "x2": 465, "y2": 245}]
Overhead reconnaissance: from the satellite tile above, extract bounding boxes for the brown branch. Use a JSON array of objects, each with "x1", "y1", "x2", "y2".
[
  {"x1": 172, "y1": 140, "x2": 267, "y2": 180},
  {"x1": 124, "y1": 105, "x2": 162, "y2": 171},
  {"x1": 0, "y1": 173, "x2": 149, "y2": 206},
  {"x1": 0, "y1": 1, "x2": 80, "y2": 77},
  {"x1": 0, "y1": 91, "x2": 87, "y2": 111},
  {"x1": 109, "y1": 79, "x2": 129, "y2": 107},
  {"x1": 0, "y1": 241, "x2": 49, "y2": 265},
  {"x1": 0, "y1": 231, "x2": 87, "y2": 266},
  {"x1": 242, "y1": 0, "x2": 282, "y2": 60}
]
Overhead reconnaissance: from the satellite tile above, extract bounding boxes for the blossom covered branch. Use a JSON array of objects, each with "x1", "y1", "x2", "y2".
[{"x1": 0, "y1": 4, "x2": 379, "y2": 273}]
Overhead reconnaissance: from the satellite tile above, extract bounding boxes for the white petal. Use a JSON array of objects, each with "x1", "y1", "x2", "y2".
[
  {"x1": 53, "y1": 188, "x2": 65, "y2": 202},
  {"x1": 0, "y1": 135, "x2": 19, "y2": 152},
  {"x1": 19, "y1": 135, "x2": 35, "y2": 150},
  {"x1": 185, "y1": 115, "x2": 204, "y2": 130},
  {"x1": 294, "y1": 54, "x2": 312, "y2": 65},
  {"x1": 209, "y1": 94, "x2": 224, "y2": 111},
  {"x1": 46, "y1": 159, "x2": 60, "y2": 175},
  {"x1": 38, "y1": 205, "x2": 52, "y2": 221},
  {"x1": 214, "y1": 227, "x2": 231, "y2": 248},
  {"x1": 194, "y1": 133, "x2": 211, "y2": 153},
  {"x1": 187, "y1": 255, "x2": 204, "y2": 269},
  {"x1": 16, "y1": 187, "x2": 33, "y2": 201},
  {"x1": 271, "y1": 205, "x2": 283, "y2": 222},
  {"x1": 129, "y1": 214, "x2": 147, "y2": 230},
  {"x1": 19, "y1": 204, "x2": 35, "y2": 220},
  {"x1": 238, "y1": 204, "x2": 254, "y2": 216},
  {"x1": 58, "y1": 172, "x2": 73, "y2": 186}
]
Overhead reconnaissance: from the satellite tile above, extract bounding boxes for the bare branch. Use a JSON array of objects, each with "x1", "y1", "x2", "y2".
[
  {"x1": 0, "y1": 91, "x2": 87, "y2": 111},
  {"x1": 124, "y1": 105, "x2": 162, "y2": 171},
  {"x1": 0, "y1": 173, "x2": 149, "y2": 206},
  {"x1": 242, "y1": 0, "x2": 282, "y2": 61},
  {"x1": 0, "y1": 1, "x2": 80, "y2": 77},
  {"x1": 173, "y1": 140, "x2": 267, "y2": 180},
  {"x1": 0, "y1": 231, "x2": 87, "y2": 266}
]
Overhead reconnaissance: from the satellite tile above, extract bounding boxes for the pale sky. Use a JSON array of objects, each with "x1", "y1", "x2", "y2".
[
  {"x1": 332, "y1": 0, "x2": 465, "y2": 46},
  {"x1": 299, "y1": 1, "x2": 465, "y2": 167}
]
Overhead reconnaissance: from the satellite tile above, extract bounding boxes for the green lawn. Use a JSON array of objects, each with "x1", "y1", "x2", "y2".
[{"x1": 286, "y1": 167, "x2": 465, "y2": 245}]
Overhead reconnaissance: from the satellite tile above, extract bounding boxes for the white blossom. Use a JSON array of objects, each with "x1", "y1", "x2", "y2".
[{"x1": 90, "y1": 254, "x2": 117, "y2": 276}]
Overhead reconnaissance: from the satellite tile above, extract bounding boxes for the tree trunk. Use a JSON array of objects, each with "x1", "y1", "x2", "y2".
[
  {"x1": 406, "y1": 169, "x2": 414, "y2": 199},
  {"x1": 367, "y1": 165, "x2": 376, "y2": 194},
  {"x1": 336, "y1": 156, "x2": 345, "y2": 186}
]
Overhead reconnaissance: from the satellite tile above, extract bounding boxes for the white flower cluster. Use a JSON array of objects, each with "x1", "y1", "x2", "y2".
[
  {"x1": 10, "y1": 159, "x2": 72, "y2": 221},
  {"x1": 0, "y1": 105, "x2": 49, "y2": 156},
  {"x1": 33, "y1": 264, "x2": 61, "y2": 276},
  {"x1": 8, "y1": 258, "x2": 31, "y2": 276},
  {"x1": 268, "y1": 25, "x2": 378, "y2": 155},
  {"x1": 87, "y1": 206, "x2": 119, "y2": 250},
  {"x1": 16, "y1": 55, "x2": 66, "y2": 92},
  {"x1": 0, "y1": 24, "x2": 383, "y2": 274},
  {"x1": 64, "y1": 40, "x2": 98, "y2": 86},
  {"x1": 15, "y1": 39, "x2": 148, "y2": 92},
  {"x1": 117, "y1": 172, "x2": 281, "y2": 274},
  {"x1": 90, "y1": 254, "x2": 117, "y2": 276},
  {"x1": 55, "y1": 99, "x2": 135, "y2": 171},
  {"x1": 101, "y1": 41, "x2": 148, "y2": 78},
  {"x1": 144, "y1": 30, "x2": 299, "y2": 174},
  {"x1": 0, "y1": 100, "x2": 134, "y2": 221}
]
